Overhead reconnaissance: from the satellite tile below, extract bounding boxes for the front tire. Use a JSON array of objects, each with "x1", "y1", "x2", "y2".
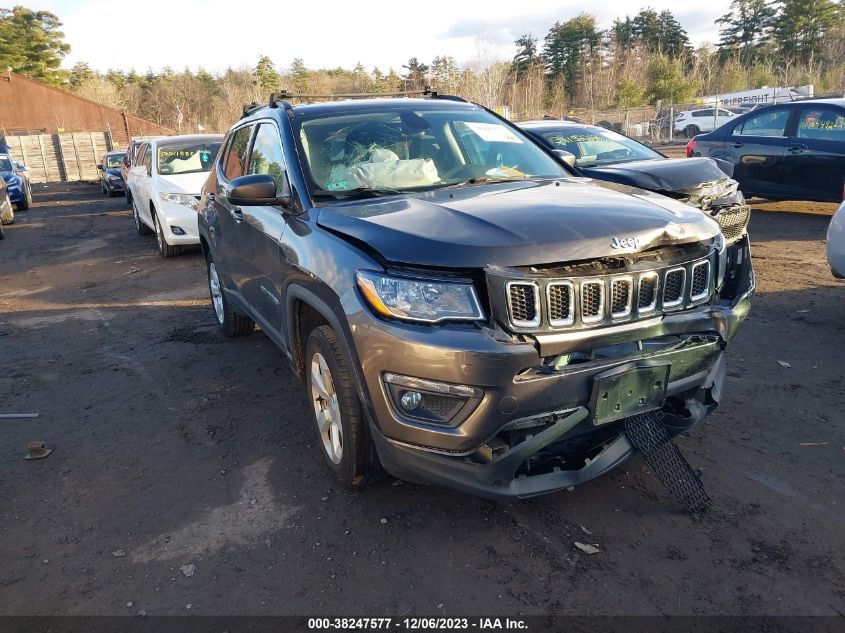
[
  {"x1": 153, "y1": 208, "x2": 181, "y2": 258},
  {"x1": 206, "y1": 255, "x2": 254, "y2": 337},
  {"x1": 132, "y1": 197, "x2": 153, "y2": 235},
  {"x1": 305, "y1": 325, "x2": 380, "y2": 487}
]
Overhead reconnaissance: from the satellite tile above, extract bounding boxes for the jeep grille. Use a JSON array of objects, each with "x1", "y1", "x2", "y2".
[{"x1": 503, "y1": 256, "x2": 712, "y2": 332}]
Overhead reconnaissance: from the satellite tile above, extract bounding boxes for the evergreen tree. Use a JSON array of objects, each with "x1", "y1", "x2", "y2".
[
  {"x1": 0, "y1": 7, "x2": 70, "y2": 85},
  {"x1": 543, "y1": 14, "x2": 599, "y2": 100},
  {"x1": 630, "y1": 8, "x2": 690, "y2": 56},
  {"x1": 402, "y1": 57, "x2": 430, "y2": 90},
  {"x1": 512, "y1": 34, "x2": 538, "y2": 77},
  {"x1": 430, "y1": 56, "x2": 458, "y2": 85},
  {"x1": 717, "y1": 0, "x2": 776, "y2": 65},
  {"x1": 290, "y1": 58, "x2": 309, "y2": 92},
  {"x1": 68, "y1": 62, "x2": 94, "y2": 89},
  {"x1": 612, "y1": 16, "x2": 637, "y2": 52},
  {"x1": 772, "y1": 0, "x2": 841, "y2": 63},
  {"x1": 254, "y1": 55, "x2": 280, "y2": 93}
]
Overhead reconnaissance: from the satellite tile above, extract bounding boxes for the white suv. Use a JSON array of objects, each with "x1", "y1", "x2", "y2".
[
  {"x1": 127, "y1": 135, "x2": 223, "y2": 257},
  {"x1": 674, "y1": 108, "x2": 735, "y2": 137}
]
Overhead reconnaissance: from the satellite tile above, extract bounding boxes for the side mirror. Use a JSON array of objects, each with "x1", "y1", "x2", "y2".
[
  {"x1": 228, "y1": 174, "x2": 290, "y2": 207},
  {"x1": 552, "y1": 149, "x2": 577, "y2": 167},
  {"x1": 97, "y1": 164, "x2": 103, "y2": 170},
  {"x1": 16, "y1": 163, "x2": 28, "y2": 171}
]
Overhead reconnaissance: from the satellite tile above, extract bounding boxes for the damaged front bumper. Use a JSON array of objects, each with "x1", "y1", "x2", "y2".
[{"x1": 362, "y1": 237, "x2": 754, "y2": 499}]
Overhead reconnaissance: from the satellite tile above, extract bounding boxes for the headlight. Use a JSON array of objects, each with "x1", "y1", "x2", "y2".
[
  {"x1": 356, "y1": 271, "x2": 484, "y2": 323},
  {"x1": 159, "y1": 192, "x2": 198, "y2": 210}
]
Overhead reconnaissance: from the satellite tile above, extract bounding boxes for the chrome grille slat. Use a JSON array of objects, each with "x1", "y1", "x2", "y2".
[
  {"x1": 637, "y1": 272, "x2": 659, "y2": 313},
  {"x1": 506, "y1": 281, "x2": 540, "y2": 327},
  {"x1": 662, "y1": 268, "x2": 686, "y2": 308},
  {"x1": 547, "y1": 281, "x2": 574, "y2": 326},
  {"x1": 580, "y1": 280, "x2": 604, "y2": 323},
  {"x1": 610, "y1": 277, "x2": 633, "y2": 319},
  {"x1": 690, "y1": 261, "x2": 710, "y2": 302}
]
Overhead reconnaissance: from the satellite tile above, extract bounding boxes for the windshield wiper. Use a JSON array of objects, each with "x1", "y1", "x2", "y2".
[
  {"x1": 312, "y1": 187, "x2": 404, "y2": 200},
  {"x1": 441, "y1": 176, "x2": 532, "y2": 189}
]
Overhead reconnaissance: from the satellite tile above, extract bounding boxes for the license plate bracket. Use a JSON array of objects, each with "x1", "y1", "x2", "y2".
[{"x1": 589, "y1": 361, "x2": 671, "y2": 426}]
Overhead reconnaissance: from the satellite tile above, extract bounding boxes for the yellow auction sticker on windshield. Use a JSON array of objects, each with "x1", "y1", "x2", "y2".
[{"x1": 465, "y1": 122, "x2": 523, "y2": 144}]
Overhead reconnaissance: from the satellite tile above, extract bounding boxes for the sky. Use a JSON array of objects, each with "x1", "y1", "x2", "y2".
[{"x1": 39, "y1": 0, "x2": 733, "y2": 74}]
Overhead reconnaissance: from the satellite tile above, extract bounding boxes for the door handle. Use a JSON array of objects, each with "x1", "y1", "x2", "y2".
[
  {"x1": 230, "y1": 207, "x2": 243, "y2": 222},
  {"x1": 732, "y1": 142, "x2": 744, "y2": 148},
  {"x1": 788, "y1": 144, "x2": 808, "y2": 154}
]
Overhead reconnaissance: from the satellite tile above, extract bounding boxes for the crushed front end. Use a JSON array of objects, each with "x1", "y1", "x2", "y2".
[{"x1": 366, "y1": 236, "x2": 754, "y2": 499}]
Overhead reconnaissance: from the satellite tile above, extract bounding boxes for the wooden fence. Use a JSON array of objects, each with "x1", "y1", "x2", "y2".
[{"x1": 2, "y1": 132, "x2": 114, "y2": 183}]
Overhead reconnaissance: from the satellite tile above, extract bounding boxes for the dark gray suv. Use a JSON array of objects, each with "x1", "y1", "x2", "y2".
[{"x1": 197, "y1": 93, "x2": 754, "y2": 501}]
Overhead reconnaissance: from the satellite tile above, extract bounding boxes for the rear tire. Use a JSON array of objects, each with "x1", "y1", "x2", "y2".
[
  {"x1": 153, "y1": 208, "x2": 181, "y2": 258},
  {"x1": 206, "y1": 254, "x2": 254, "y2": 337},
  {"x1": 16, "y1": 184, "x2": 31, "y2": 210},
  {"x1": 305, "y1": 325, "x2": 381, "y2": 487},
  {"x1": 684, "y1": 125, "x2": 700, "y2": 138}
]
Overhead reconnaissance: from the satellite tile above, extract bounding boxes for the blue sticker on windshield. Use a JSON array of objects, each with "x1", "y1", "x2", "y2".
[{"x1": 325, "y1": 179, "x2": 350, "y2": 191}]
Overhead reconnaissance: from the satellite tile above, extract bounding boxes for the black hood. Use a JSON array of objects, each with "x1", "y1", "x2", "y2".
[
  {"x1": 580, "y1": 157, "x2": 733, "y2": 193},
  {"x1": 316, "y1": 179, "x2": 719, "y2": 269}
]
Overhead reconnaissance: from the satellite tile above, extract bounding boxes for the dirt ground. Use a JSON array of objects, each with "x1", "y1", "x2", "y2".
[{"x1": 0, "y1": 183, "x2": 843, "y2": 617}]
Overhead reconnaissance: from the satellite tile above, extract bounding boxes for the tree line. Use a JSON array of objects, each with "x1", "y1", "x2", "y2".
[{"x1": 0, "y1": 2, "x2": 843, "y2": 134}]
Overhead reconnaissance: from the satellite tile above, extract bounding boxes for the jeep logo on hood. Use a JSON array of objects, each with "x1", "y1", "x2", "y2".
[{"x1": 610, "y1": 236, "x2": 641, "y2": 250}]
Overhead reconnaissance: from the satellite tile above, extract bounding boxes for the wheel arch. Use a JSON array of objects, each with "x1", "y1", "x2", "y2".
[{"x1": 285, "y1": 284, "x2": 374, "y2": 421}]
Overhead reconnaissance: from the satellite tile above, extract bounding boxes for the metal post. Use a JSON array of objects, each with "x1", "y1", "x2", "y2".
[{"x1": 669, "y1": 102, "x2": 674, "y2": 142}]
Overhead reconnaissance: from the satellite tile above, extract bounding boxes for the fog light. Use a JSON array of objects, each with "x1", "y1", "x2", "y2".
[
  {"x1": 400, "y1": 390, "x2": 422, "y2": 411},
  {"x1": 382, "y1": 372, "x2": 483, "y2": 428},
  {"x1": 171, "y1": 226, "x2": 186, "y2": 236}
]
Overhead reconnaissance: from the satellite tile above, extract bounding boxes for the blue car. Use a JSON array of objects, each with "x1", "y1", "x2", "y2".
[{"x1": 0, "y1": 151, "x2": 32, "y2": 210}]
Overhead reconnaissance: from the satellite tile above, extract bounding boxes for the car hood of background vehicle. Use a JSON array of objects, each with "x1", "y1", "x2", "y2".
[
  {"x1": 316, "y1": 179, "x2": 720, "y2": 268},
  {"x1": 579, "y1": 157, "x2": 734, "y2": 193},
  {"x1": 155, "y1": 171, "x2": 209, "y2": 194}
]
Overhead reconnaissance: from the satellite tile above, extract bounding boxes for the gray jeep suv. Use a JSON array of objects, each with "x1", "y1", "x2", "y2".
[{"x1": 197, "y1": 92, "x2": 754, "y2": 501}]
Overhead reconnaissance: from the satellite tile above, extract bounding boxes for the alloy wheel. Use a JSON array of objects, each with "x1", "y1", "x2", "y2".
[
  {"x1": 310, "y1": 352, "x2": 343, "y2": 464},
  {"x1": 208, "y1": 262, "x2": 225, "y2": 325}
]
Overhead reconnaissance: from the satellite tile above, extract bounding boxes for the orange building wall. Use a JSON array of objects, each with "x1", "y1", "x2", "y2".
[{"x1": 0, "y1": 72, "x2": 173, "y2": 144}]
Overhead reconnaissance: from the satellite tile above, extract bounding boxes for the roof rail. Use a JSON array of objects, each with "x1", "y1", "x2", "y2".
[{"x1": 263, "y1": 86, "x2": 468, "y2": 106}]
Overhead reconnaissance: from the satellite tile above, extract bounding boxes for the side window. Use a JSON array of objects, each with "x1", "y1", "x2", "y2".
[
  {"x1": 142, "y1": 147, "x2": 152, "y2": 173},
  {"x1": 248, "y1": 123, "x2": 289, "y2": 195},
  {"x1": 717, "y1": 109, "x2": 732, "y2": 117},
  {"x1": 222, "y1": 126, "x2": 252, "y2": 181},
  {"x1": 136, "y1": 144, "x2": 147, "y2": 166},
  {"x1": 797, "y1": 107, "x2": 845, "y2": 140},
  {"x1": 693, "y1": 109, "x2": 713, "y2": 118},
  {"x1": 732, "y1": 108, "x2": 789, "y2": 137}
]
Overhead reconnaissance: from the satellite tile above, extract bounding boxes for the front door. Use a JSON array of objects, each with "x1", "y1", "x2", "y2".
[
  {"x1": 238, "y1": 121, "x2": 292, "y2": 347},
  {"x1": 213, "y1": 124, "x2": 254, "y2": 297}
]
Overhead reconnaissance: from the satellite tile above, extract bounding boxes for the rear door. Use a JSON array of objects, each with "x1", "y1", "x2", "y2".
[
  {"x1": 722, "y1": 107, "x2": 792, "y2": 198},
  {"x1": 238, "y1": 121, "x2": 292, "y2": 344},
  {"x1": 782, "y1": 104, "x2": 845, "y2": 202}
]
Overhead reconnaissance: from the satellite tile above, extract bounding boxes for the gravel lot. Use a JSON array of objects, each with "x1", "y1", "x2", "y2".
[{"x1": 1, "y1": 183, "x2": 843, "y2": 616}]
